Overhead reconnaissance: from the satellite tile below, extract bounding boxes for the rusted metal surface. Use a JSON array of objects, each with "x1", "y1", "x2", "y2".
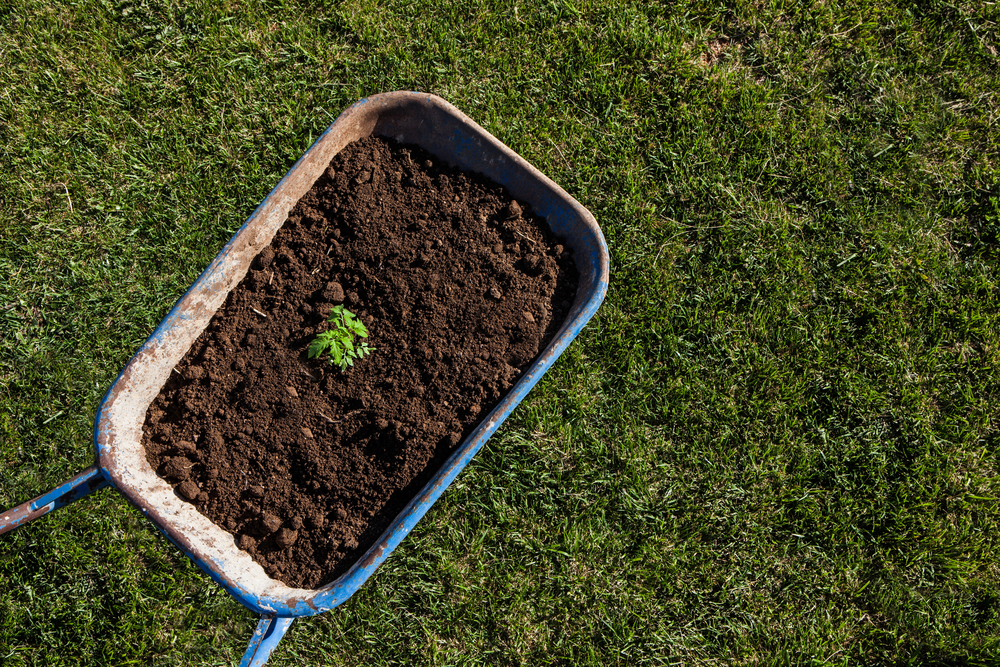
[
  {"x1": 91, "y1": 91, "x2": 609, "y2": 620},
  {"x1": 0, "y1": 466, "x2": 109, "y2": 536}
]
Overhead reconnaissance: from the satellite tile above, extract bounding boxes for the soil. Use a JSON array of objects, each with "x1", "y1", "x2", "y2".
[{"x1": 141, "y1": 136, "x2": 578, "y2": 589}]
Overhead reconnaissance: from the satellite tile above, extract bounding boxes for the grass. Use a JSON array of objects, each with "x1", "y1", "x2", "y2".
[{"x1": 1, "y1": 0, "x2": 999, "y2": 664}]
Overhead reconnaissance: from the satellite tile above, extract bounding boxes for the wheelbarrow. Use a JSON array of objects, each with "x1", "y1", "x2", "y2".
[{"x1": 0, "y1": 92, "x2": 609, "y2": 666}]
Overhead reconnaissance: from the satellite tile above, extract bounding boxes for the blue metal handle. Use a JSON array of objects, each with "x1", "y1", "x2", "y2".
[
  {"x1": 0, "y1": 466, "x2": 109, "y2": 536},
  {"x1": 240, "y1": 616, "x2": 294, "y2": 667}
]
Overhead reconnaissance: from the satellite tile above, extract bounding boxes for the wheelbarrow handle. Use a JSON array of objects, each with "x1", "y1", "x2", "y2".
[
  {"x1": 241, "y1": 616, "x2": 295, "y2": 667},
  {"x1": 0, "y1": 465, "x2": 110, "y2": 536}
]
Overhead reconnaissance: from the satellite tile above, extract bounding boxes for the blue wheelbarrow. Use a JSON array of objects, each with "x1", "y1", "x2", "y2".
[{"x1": 0, "y1": 92, "x2": 609, "y2": 665}]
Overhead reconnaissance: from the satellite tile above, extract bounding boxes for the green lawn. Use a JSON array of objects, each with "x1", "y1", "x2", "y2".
[{"x1": 2, "y1": 0, "x2": 999, "y2": 664}]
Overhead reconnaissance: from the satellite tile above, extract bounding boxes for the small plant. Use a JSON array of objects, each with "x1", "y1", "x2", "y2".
[{"x1": 308, "y1": 305, "x2": 374, "y2": 371}]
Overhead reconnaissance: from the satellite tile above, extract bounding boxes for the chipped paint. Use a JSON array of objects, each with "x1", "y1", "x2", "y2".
[
  {"x1": 240, "y1": 616, "x2": 295, "y2": 667},
  {"x1": 0, "y1": 467, "x2": 109, "y2": 536}
]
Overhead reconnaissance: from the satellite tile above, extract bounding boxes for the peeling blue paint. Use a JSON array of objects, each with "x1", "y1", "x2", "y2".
[{"x1": 0, "y1": 466, "x2": 109, "y2": 536}]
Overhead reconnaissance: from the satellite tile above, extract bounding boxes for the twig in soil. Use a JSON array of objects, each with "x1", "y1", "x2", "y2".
[
  {"x1": 515, "y1": 231, "x2": 536, "y2": 246},
  {"x1": 268, "y1": 271, "x2": 273, "y2": 285},
  {"x1": 316, "y1": 410, "x2": 335, "y2": 423},
  {"x1": 301, "y1": 369, "x2": 317, "y2": 380},
  {"x1": 330, "y1": 408, "x2": 369, "y2": 424},
  {"x1": 250, "y1": 306, "x2": 267, "y2": 318}
]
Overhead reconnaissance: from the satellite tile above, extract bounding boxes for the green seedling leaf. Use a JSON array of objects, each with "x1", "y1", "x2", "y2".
[{"x1": 309, "y1": 305, "x2": 375, "y2": 371}]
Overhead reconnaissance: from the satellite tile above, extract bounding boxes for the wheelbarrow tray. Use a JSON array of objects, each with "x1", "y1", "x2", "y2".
[{"x1": 94, "y1": 91, "x2": 609, "y2": 617}]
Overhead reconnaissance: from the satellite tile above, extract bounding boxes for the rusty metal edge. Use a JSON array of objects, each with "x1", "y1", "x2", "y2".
[{"x1": 0, "y1": 466, "x2": 109, "y2": 537}]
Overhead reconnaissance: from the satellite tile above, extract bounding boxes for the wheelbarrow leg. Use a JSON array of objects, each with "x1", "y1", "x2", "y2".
[
  {"x1": 240, "y1": 615, "x2": 294, "y2": 667},
  {"x1": 0, "y1": 465, "x2": 109, "y2": 536}
]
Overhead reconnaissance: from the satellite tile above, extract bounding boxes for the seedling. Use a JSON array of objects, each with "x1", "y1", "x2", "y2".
[{"x1": 308, "y1": 305, "x2": 374, "y2": 371}]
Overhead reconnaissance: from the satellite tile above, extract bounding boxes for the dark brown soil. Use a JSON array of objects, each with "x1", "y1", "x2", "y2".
[{"x1": 142, "y1": 136, "x2": 577, "y2": 588}]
